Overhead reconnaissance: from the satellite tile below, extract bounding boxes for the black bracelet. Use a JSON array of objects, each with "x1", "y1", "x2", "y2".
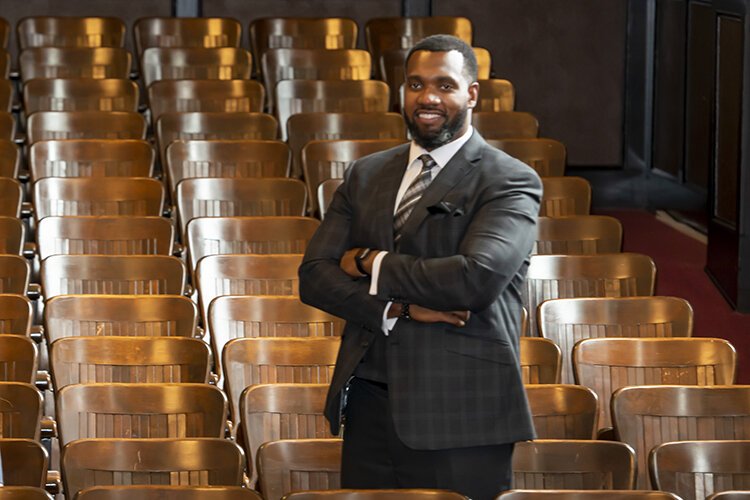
[
  {"x1": 399, "y1": 303, "x2": 411, "y2": 321},
  {"x1": 354, "y1": 248, "x2": 372, "y2": 276}
]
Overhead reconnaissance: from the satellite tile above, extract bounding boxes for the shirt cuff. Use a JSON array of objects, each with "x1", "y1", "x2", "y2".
[
  {"x1": 369, "y1": 252, "x2": 394, "y2": 335},
  {"x1": 381, "y1": 301, "x2": 398, "y2": 336},
  {"x1": 368, "y1": 251, "x2": 387, "y2": 295}
]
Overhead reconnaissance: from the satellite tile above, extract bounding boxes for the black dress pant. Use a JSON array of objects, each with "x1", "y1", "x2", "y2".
[{"x1": 341, "y1": 377, "x2": 514, "y2": 500}]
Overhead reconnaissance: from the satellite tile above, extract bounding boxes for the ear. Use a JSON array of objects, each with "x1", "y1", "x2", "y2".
[{"x1": 467, "y1": 81, "x2": 479, "y2": 109}]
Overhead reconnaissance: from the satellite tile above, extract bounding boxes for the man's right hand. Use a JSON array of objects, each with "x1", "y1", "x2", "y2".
[{"x1": 388, "y1": 303, "x2": 470, "y2": 327}]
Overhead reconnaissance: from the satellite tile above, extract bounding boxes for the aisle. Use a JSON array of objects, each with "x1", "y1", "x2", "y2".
[{"x1": 600, "y1": 209, "x2": 750, "y2": 383}]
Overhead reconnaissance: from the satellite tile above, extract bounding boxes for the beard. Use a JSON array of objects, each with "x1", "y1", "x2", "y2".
[{"x1": 404, "y1": 105, "x2": 469, "y2": 150}]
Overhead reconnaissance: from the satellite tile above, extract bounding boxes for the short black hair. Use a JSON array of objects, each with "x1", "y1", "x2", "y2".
[{"x1": 405, "y1": 34, "x2": 478, "y2": 83}]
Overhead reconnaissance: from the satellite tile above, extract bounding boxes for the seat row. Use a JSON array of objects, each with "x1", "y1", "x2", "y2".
[
  {"x1": 5, "y1": 57, "x2": 515, "y2": 130},
  {"x1": 0, "y1": 248, "x2": 658, "y2": 314},
  {"x1": 0, "y1": 173, "x2": 582, "y2": 233},
  {"x1": 0, "y1": 14, "x2": 483, "y2": 112},
  {"x1": 3, "y1": 44, "x2": 509, "y2": 121},
  {"x1": 7, "y1": 391, "x2": 750, "y2": 500},
  {"x1": 0, "y1": 107, "x2": 563, "y2": 225},
  {"x1": 10, "y1": 328, "x2": 722, "y2": 427},
  {"x1": 0, "y1": 211, "x2": 613, "y2": 263},
  {"x1": 0, "y1": 107, "x2": 547, "y2": 177},
  {"x1": 6, "y1": 376, "x2": 750, "y2": 499},
  {"x1": 0, "y1": 15, "x2": 474, "y2": 71}
]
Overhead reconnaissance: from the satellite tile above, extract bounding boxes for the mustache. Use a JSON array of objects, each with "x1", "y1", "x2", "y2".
[{"x1": 413, "y1": 106, "x2": 446, "y2": 115}]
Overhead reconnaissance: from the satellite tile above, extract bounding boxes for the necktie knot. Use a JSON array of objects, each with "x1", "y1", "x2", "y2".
[{"x1": 418, "y1": 154, "x2": 437, "y2": 171}]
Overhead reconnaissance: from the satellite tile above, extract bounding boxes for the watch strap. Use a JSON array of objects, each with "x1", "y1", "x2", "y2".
[
  {"x1": 399, "y1": 303, "x2": 411, "y2": 321},
  {"x1": 354, "y1": 248, "x2": 372, "y2": 276}
]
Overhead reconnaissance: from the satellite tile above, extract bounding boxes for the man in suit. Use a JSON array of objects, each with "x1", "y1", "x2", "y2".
[{"x1": 299, "y1": 34, "x2": 541, "y2": 499}]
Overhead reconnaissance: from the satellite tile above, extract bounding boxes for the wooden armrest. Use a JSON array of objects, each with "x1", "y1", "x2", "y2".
[
  {"x1": 29, "y1": 325, "x2": 43, "y2": 344},
  {"x1": 23, "y1": 241, "x2": 36, "y2": 260},
  {"x1": 20, "y1": 201, "x2": 33, "y2": 218},
  {"x1": 45, "y1": 470, "x2": 61, "y2": 495},
  {"x1": 173, "y1": 241, "x2": 184, "y2": 257},
  {"x1": 27, "y1": 283, "x2": 41, "y2": 301},
  {"x1": 35, "y1": 370, "x2": 50, "y2": 391},
  {"x1": 41, "y1": 416, "x2": 57, "y2": 439},
  {"x1": 194, "y1": 325, "x2": 205, "y2": 339}
]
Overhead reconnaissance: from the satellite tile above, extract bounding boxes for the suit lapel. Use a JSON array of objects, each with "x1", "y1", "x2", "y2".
[
  {"x1": 371, "y1": 146, "x2": 410, "y2": 251},
  {"x1": 399, "y1": 132, "x2": 485, "y2": 239}
]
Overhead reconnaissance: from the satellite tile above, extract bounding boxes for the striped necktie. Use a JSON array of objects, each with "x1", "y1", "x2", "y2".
[{"x1": 393, "y1": 154, "x2": 437, "y2": 243}]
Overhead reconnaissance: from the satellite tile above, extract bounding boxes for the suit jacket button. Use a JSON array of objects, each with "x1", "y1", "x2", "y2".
[{"x1": 360, "y1": 341, "x2": 370, "y2": 348}]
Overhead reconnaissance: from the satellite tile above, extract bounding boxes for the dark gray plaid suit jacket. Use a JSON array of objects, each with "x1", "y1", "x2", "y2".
[{"x1": 299, "y1": 130, "x2": 541, "y2": 450}]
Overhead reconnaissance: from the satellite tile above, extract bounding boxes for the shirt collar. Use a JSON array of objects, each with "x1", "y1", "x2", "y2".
[{"x1": 407, "y1": 125, "x2": 474, "y2": 170}]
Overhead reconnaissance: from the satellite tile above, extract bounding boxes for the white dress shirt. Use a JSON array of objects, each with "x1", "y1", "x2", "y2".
[{"x1": 369, "y1": 125, "x2": 475, "y2": 334}]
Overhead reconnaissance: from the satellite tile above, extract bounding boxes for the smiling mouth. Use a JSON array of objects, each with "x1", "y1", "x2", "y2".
[{"x1": 414, "y1": 109, "x2": 446, "y2": 123}]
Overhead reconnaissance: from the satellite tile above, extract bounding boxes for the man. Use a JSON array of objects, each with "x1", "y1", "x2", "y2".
[{"x1": 299, "y1": 34, "x2": 541, "y2": 499}]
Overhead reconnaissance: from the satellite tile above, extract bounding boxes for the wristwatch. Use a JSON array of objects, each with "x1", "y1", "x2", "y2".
[{"x1": 354, "y1": 248, "x2": 373, "y2": 276}]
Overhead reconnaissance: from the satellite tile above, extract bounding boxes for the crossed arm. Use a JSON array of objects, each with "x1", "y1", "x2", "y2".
[
  {"x1": 339, "y1": 248, "x2": 470, "y2": 326},
  {"x1": 298, "y1": 162, "x2": 542, "y2": 329}
]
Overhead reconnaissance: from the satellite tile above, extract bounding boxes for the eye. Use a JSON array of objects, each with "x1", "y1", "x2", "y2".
[
  {"x1": 408, "y1": 81, "x2": 422, "y2": 90},
  {"x1": 440, "y1": 82, "x2": 454, "y2": 91}
]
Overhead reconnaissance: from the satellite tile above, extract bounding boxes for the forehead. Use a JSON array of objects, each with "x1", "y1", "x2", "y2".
[{"x1": 406, "y1": 49, "x2": 466, "y2": 80}]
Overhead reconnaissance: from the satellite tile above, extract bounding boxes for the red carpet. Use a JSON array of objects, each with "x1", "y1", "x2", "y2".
[{"x1": 599, "y1": 210, "x2": 750, "y2": 383}]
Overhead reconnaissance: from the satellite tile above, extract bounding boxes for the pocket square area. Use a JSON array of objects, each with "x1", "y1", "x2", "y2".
[{"x1": 427, "y1": 201, "x2": 465, "y2": 216}]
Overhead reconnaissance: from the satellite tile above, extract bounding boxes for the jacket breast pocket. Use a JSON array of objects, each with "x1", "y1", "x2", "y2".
[{"x1": 442, "y1": 331, "x2": 517, "y2": 365}]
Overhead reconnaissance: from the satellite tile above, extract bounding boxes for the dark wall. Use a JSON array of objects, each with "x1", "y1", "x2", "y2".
[
  {"x1": 623, "y1": 0, "x2": 653, "y2": 171},
  {"x1": 652, "y1": 0, "x2": 687, "y2": 180},
  {"x1": 649, "y1": 0, "x2": 717, "y2": 191},
  {"x1": 684, "y1": 1, "x2": 714, "y2": 189},
  {"x1": 434, "y1": 0, "x2": 628, "y2": 168}
]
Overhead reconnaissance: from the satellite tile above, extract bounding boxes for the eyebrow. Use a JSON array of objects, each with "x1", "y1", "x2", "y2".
[
  {"x1": 405, "y1": 75, "x2": 459, "y2": 85},
  {"x1": 436, "y1": 76, "x2": 459, "y2": 85}
]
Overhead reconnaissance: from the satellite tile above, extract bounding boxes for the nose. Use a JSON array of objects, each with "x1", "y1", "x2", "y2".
[{"x1": 416, "y1": 85, "x2": 440, "y2": 105}]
